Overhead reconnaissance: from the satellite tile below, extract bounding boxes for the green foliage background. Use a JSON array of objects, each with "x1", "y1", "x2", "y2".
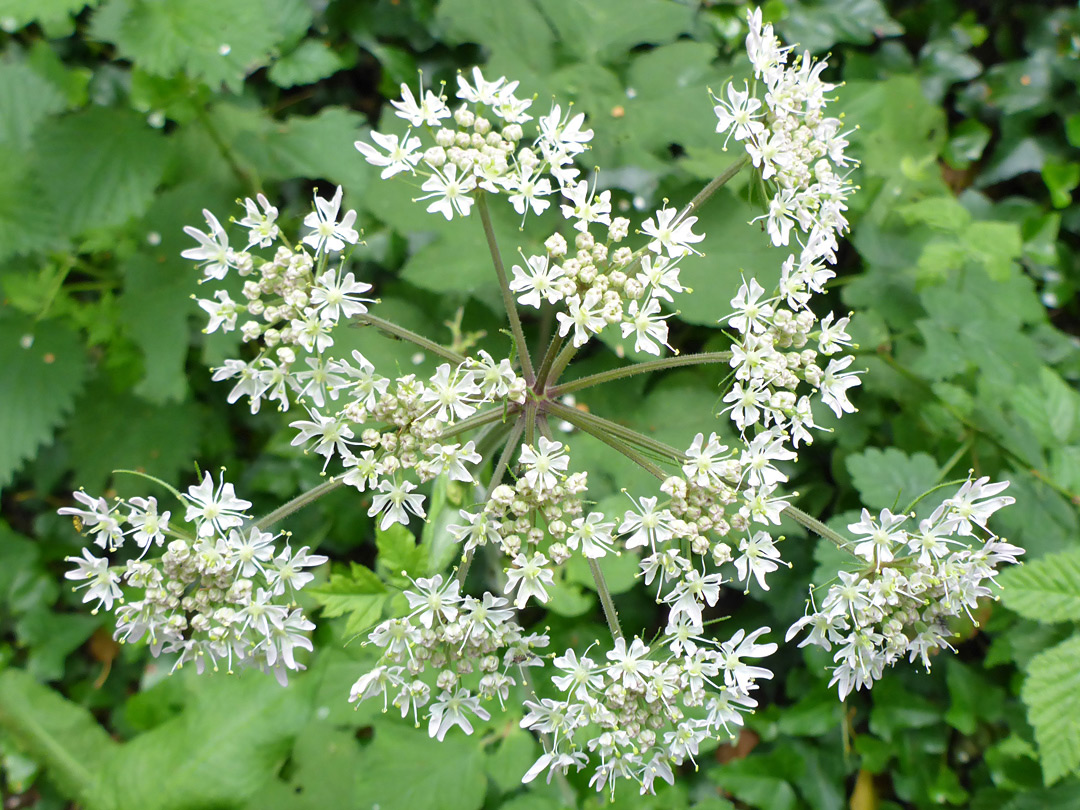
[{"x1": 1, "y1": 0, "x2": 1079, "y2": 808}]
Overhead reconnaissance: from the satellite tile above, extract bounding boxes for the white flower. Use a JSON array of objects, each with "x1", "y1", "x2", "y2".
[
  {"x1": 740, "y1": 430, "x2": 796, "y2": 488},
  {"x1": 510, "y1": 254, "x2": 564, "y2": 308},
  {"x1": 848, "y1": 508, "x2": 907, "y2": 565},
  {"x1": 819, "y1": 355, "x2": 861, "y2": 418},
  {"x1": 426, "y1": 441, "x2": 481, "y2": 483},
  {"x1": 64, "y1": 549, "x2": 122, "y2": 612},
  {"x1": 605, "y1": 637, "x2": 653, "y2": 690},
  {"x1": 817, "y1": 311, "x2": 852, "y2": 355},
  {"x1": 619, "y1": 496, "x2": 675, "y2": 551},
  {"x1": 355, "y1": 130, "x2": 422, "y2": 179},
  {"x1": 183, "y1": 471, "x2": 252, "y2": 537},
  {"x1": 537, "y1": 104, "x2": 593, "y2": 156},
  {"x1": 713, "y1": 81, "x2": 765, "y2": 146},
  {"x1": 620, "y1": 297, "x2": 671, "y2": 356},
  {"x1": 733, "y1": 531, "x2": 783, "y2": 591},
  {"x1": 556, "y1": 289, "x2": 605, "y2": 347},
  {"x1": 126, "y1": 496, "x2": 170, "y2": 552},
  {"x1": 641, "y1": 207, "x2": 704, "y2": 258},
  {"x1": 238, "y1": 193, "x2": 279, "y2": 247},
  {"x1": 941, "y1": 476, "x2": 1015, "y2": 536},
  {"x1": 267, "y1": 545, "x2": 328, "y2": 594},
  {"x1": 290, "y1": 408, "x2": 354, "y2": 468},
  {"x1": 198, "y1": 289, "x2": 240, "y2": 334},
  {"x1": 636, "y1": 254, "x2": 684, "y2": 302},
  {"x1": 182, "y1": 209, "x2": 232, "y2": 279},
  {"x1": 309, "y1": 269, "x2": 374, "y2": 321},
  {"x1": 428, "y1": 688, "x2": 490, "y2": 741},
  {"x1": 560, "y1": 181, "x2": 611, "y2": 232},
  {"x1": 391, "y1": 82, "x2": 450, "y2": 127},
  {"x1": 419, "y1": 364, "x2": 481, "y2": 422},
  {"x1": 519, "y1": 437, "x2": 570, "y2": 490},
  {"x1": 504, "y1": 552, "x2": 555, "y2": 608},
  {"x1": 368, "y1": 478, "x2": 427, "y2": 530},
  {"x1": 508, "y1": 173, "x2": 553, "y2": 218},
  {"x1": 404, "y1": 574, "x2": 462, "y2": 628},
  {"x1": 417, "y1": 164, "x2": 477, "y2": 220},
  {"x1": 226, "y1": 526, "x2": 277, "y2": 577},
  {"x1": 718, "y1": 626, "x2": 777, "y2": 691},
  {"x1": 302, "y1": 186, "x2": 360, "y2": 254},
  {"x1": 456, "y1": 66, "x2": 507, "y2": 104},
  {"x1": 59, "y1": 490, "x2": 125, "y2": 550},
  {"x1": 566, "y1": 512, "x2": 616, "y2": 559},
  {"x1": 551, "y1": 648, "x2": 604, "y2": 700},
  {"x1": 727, "y1": 278, "x2": 774, "y2": 335},
  {"x1": 682, "y1": 432, "x2": 729, "y2": 489}
]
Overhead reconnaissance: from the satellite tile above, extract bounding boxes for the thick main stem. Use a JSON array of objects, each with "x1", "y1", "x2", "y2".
[
  {"x1": 676, "y1": 153, "x2": 751, "y2": 223},
  {"x1": 477, "y1": 194, "x2": 535, "y2": 384},
  {"x1": 353, "y1": 313, "x2": 467, "y2": 364},
  {"x1": 550, "y1": 351, "x2": 734, "y2": 396}
]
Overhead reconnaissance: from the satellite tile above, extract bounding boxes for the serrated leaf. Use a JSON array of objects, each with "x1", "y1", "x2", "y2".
[
  {"x1": 0, "y1": 668, "x2": 117, "y2": 809},
  {"x1": 0, "y1": 145, "x2": 64, "y2": 261},
  {"x1": 63, "y1": 386, "x2": 202, "y2": 494},
  {"x1": 845, "y1": 447, "x2": 939, "y2": 512},
  {"x1": 32, "y1": 107, "x2": 168, "y2": 237},
  {"x1": 435, "y1": 0, "x2": 554, "y2": 77},
  {"x1": 0, "y1": 318, "x2": 90, "y2": 491},
  {"x1": 376, "y1": 524, "x2": 426, "y2": 585},
  {"x1": 0, "y1": 63, "x2": 66, "y2": 150},
  {"x1": 537, "y1": 0, "x2": 693, "y2": 63},
  {"x1": 90, "y1": 0, "x2": 282, "y2": 91},
  {"x1": 1, "y1": 0, "x2": 98, "y2": 29},
  {"x1": 779, "y1": 0, "x2": 903, "y2": 52},
  {"x1": 268, "y1": 40, "x2": 351, "y2": 87},
  {"x1": 353, "y1": 723, "x2": 486, "y2": 810},
  {"x1": 1000, "y1": 549, "x2": 1080, "y2": 623},
  {"x1": 1021, "y1": 634, "x2": 1080, "y2": 784},
  {"x1": 101, "y1": 672, "x2": 314, "y2": 810},
  {"x1": 309, "y1": 562, "x2": 389, "y2": 637}
]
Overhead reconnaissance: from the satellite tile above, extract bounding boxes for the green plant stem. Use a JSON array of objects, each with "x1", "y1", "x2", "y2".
[
  {"x1": 781, "y1": 503, "x2": 860, "y2": 558},
  {"x1": 477, "y1": 193, "x2": 535, "y2": 384},
  {"x1": 353, "y1": 313, "x2": 467, "y2": 365},
  {"x1": 438, "y1": 406, "x2": 511, "y2": 441},
  {"x1": 550, "y1": 351, "x2": 734, "y2": 396},
  {"x1": 554, "y1": 406, "x2": 669, "y2": 480},
  {"x1": 191, "y1": 100, "x2": 255, "y2": 191},
  {"x1": 533, "y1": 333, "x2": 565, "y2": 391},
  {"x1": 676, "y1": 153, "x2": 751, "y2": 222},
  {"x1": 545, "y1": 401, "x2": 685, "y2": 464},
  {"x1": 588, "y1": 557, "x2": 624, "y2": 640},
  {"x1": 255, "y1": 477, "x2": 344, "y2": 530},
  {"x1": 544, "y1": 341, "x2": 578, "y2": 389},
  {"x1": 456, "y1": 417, "x2": 526, "y2": 586}
]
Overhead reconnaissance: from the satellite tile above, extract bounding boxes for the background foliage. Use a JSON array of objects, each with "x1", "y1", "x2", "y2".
[{"x1": 1, "y1": 0, "x2": 1079, "y2": 808}]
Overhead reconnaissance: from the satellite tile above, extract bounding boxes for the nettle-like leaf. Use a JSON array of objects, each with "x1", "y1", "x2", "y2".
[
  {"x1": 1000, "y1": 548, "x2": 1080, "y2": 623},
  {"x1": 1021, "y1": 634, "x2": 1080, "y2": 784},
  {"x1": 32, "y1": 107, "x2": 168, "y2": 238},
  {"x1": 0, "y1": 62, "x2": 66, "y2": 151},
  {"x1": 0, "y1": 318, "x2": 90, "y2": 491}
]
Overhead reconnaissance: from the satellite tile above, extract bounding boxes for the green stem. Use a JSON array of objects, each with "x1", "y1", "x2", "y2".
[
  {"x1": 545, "y1": 341, "x2": 579, "y2": 390},
  {"x1": 550, "y1": 351, "x2": 734, "y2": 397},
  {"x1": 546, "y1": 401, "x2": 685, "y2": 464},
  {"x1": 782, "y1": 503, "x2": 859, "y2": 558},
  {"x1": 437, "y1": 406, "x2": 511, "y2": 441},
  {"x1": 353, "y1": 313, "x2": 467, "y2": 365},
  {"x1": 477, "y1": 193, "x2": 535, "y2": 383},
  {"x1": 588, "y1": 557, "x2": 623, "y2": 640},
  {"x1": 191, "y1": 100, "x2": 255, "y2": 191},
  {"x1": 113, "y1": 469, "x2": 184, "y2": 502},
  {"x1": 456, "y1": 417, "x2": 526, "y2": 586},
  {"x1": 553, "y1": 406, "x2": 669, "y2": 481},
  {"x1": 676, "y1": 153, "x2": 751, "y2": 223},
  {"x1": 533, "y1": 333, "x2": 565, "y2": 391},
  {"x1": 254, "y1": 477, "x2": 344, "y2": 530}
]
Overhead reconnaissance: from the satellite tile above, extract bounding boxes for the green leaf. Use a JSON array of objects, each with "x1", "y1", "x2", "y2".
[
  {"x1": 245, "y1": 722, "x2": 364, "y2": 810},
  {"x1": 779, "y1": 0, "x2": 903, "y2": 53},
  {"x1": 0, "y1": 0, "x2": 98, "y2": 29},
  {"x1": 963, "y1": 220, "x2": 1023, "y2": 281},
  {"x1": 1010, "y1": 367, "x2": 1080, "y2": 448},
  {"x1": 0, "y1": 317, "x2": 90, "y2": 491},
  {"x1": 944, "y1": 119, "x2": 992, "y2": 168},
  {"x1": 1000, "y1": 549, "x2": 1080, "y2": 623},
  {"x1": 845, "y1": 447, "x2": 939, "y2": 512},
  {"x1": 1021, "y1": 634, "x2": 1080, "y2": 784},
  {"x1": 0, "y1": 668, "x2": 118, "y2": 809},
  {"x1": 376, "y1": 523, "x2": 426, "y2": 585},
  {"x1": 268, "y1": 40, "x2": 351, "y2": 87},
  {"x1": 101, "y1": 672, "x2": 313, "y2": 810},
  {"x1": 32, "y1": 107, "x2": 168, "y2": 237},
  {"x1": 353, "y1": 722, "x2": 487, "y2": 810},
  {"x1": 1042, "y1": 160, "x2": 1080, "y2": 209},
  {"x1": 90, "y1": 0, "x2": 282, "y2": 91},
  {"x1": 897, "y1": 196, "x2": 971, "y2": 232},
  {"x1": 435, "y1": 0, "x2": 554, "y2": 77},
  {"x1": 62, "y1": 386, "x2": 203, "y2": 494},
  {"x1": 0, "y1": 144, "x2": 64, "y2": 261},
  {"x1": 536, "y1": 0, "x2": 693, "y2": 63},
  {"x1": 308, "y1": 562, "x2": 389, "y2": 638},
  {"x1": 0, "y1": 63, "x2": 66, "y2": 151}
]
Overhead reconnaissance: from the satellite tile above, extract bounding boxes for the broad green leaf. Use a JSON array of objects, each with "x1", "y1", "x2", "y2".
[
  {"x1": 32, "y1": 107, "x2": 168, "y2": 237},
  {"x1": 1010, "y1": 367, "x2": 1080, "y2": 448},
  {"x1": 537, "y1": 0, "x2": 693, "y2": 63},
  {"x1": 308, "y1": 562, "x2": 389, "y2": 637},
  {"x1": 90, "y1": 0, "x2": 281, "y2": 91},
  {"x1": 353, "y1": 722, "x2": 487, "y2": 810},
  {"x1": 62, "y1": 387, "x2": 203, "y2": 494},
  {"x1": 0, "y1": 63, "x2": 66, "y2": 150},
  {"x1": 1021, "y1": 634, "x2": 1080, "y2": 784},
  {"x1": 245, "y1": 722, "x2": 364, "y2": 810},
  {"x1": 845, "y1": 447, "x2": 939, "y2": 512},
  {"x1": 1000, "y1": 549, "x2": 1080, "y2": 623},
  {"x1": 0, "y1": 0, "x2": 98, "y2": 29},
  {"x1": 101, "y1": 672, "x2": 313, "y2": 810},
  {"x1": 15, "y1": 610, "x2": 102, "y2": 682},
  {"x1": 0, "y1": 317, "x2": 90, "y2": 491},
  {"x1": 376, "y1": 523, "x2": 426, "y2": 585},
  {"x1": 435, "y1": 0, "x2": 554, "y2": 78},
  {"x1": 268, "y1": 40, "x2": 352, "y2": 87},
  {"x1": 0, "y1": 669, "x2": 117, "y2": 809},
  {"x1": 779, "y1": 0, "x2": 902, "y2": 53},
  {"x1": 1042, "y1": 160, "x2": 1079, "y2": 209},
  {"x1": 0, "y1": 145, "x2": 64, "y2": 261},
  {"x1": 963, "y1": 220, "x2": 1022, "y2": 281},
  {"x1": 896, "y1": 196, "x2": 971, "y2": 232}
]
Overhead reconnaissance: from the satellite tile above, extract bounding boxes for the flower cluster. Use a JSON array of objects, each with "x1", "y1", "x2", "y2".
[
  {"x1": 787, "y1": 476, "x2": 1022, "y2": 698},
  {"x1": 349, "y1": 577, "x2": 548, "y2": 737},
  {"x1": 60, "y1": 472, "x2": 326, "y2": 684}
]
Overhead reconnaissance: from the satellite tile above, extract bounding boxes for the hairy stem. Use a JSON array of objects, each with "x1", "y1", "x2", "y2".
[
  {"x1": 353, "y1": 313, "x2": 467, "y2": 364},
  {"x1": 438, "y1": 406, "x2": 512, "y2": 441},
  {"x1": 477, "y1": 193, "x2": 535, "y2": 383},
  {"x1": 550, "y1": 351, "x2": 734, "y2": 397},
  {"x1": 191, "y1": 100, "x2": 256, "y2": 191},
  {"x1": 545, "y1": 401, "x2": 685, "y2": 464},
  {"x1": 533, "y1": 333, "x2": 565, "y2": 391},
  {"x1": 553, "y1": 406, "x2": 669, "y2": 481},
  {"x1": 255, "y1": 477, "x2": 344, "y2": 530},
  {"x1": 676, "y1": 153, "x2": 751, "y2": 223},
  {"x1": 588, "y1": 557, "x2": 624, "y2": 640},
  {"x1": 781, "y1": 503, "x2": 859, "y2": 558},
  {"x1": 545, "y1": 342, "x2": 579, "y2": 390}
]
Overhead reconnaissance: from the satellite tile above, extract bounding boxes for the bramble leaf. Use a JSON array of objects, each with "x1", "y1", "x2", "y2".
[
  {"x1": 1000, "y1": 549, "x2": 1080, "y2": 623},
  {"x1": 1021, "y1": 634, "x2": 1080, "y2": 784}
]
